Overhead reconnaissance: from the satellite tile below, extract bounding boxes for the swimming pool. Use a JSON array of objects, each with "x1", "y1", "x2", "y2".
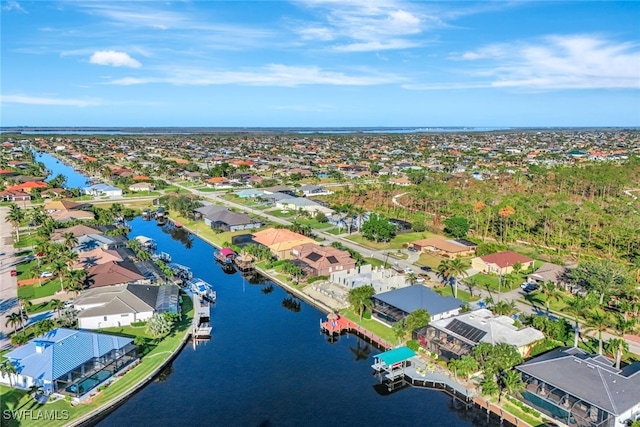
[{"x1": 65, "y1": 370, "x2": 112, "y2": 395}]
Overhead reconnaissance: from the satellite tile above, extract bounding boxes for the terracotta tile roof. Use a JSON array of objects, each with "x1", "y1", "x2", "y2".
[{"x1": 478, "y1": 251, "x2": 533, "y2": 268}]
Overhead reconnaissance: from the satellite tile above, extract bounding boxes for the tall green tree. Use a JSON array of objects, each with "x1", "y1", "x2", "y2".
[
  {"x1": 444, "y1": 217, "x2": 470, "y2": 238},
  {"x1": 6, "y1": 203, "x2": 25, "y2": 242},
  {"x1": 360, "y1": 213, "x2": 395, "y2": 243},
  {"x1": 571, "y1": 259, "x2": 632, "y2": 305},
  {"x1": 347, "y1": 285, "x2": 375, "y2": 320}
]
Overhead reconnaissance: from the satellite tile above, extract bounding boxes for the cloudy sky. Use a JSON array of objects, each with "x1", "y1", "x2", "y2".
[{"x1": 1, "y1": 0, "x2": 639, "y2": 127}]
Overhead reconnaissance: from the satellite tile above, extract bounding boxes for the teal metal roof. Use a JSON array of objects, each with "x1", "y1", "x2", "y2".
[{"x1": 377, "y1": 346, "x2": 416, "y2": 366}]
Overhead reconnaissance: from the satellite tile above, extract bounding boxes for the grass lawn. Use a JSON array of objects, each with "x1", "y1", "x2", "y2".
[
  {"x1": 433, "y1": 285, "x2": 479, "y2": 302},
  {"x1": 340, "y1": 309, "x2": 396, "y2": 345},
  {"x1": 124, "y1": 191, "x2": 161, "y2": 197},
  {"x1": 324, "y1": 227, "x2": 346, "y2": 235},
  {"x1": 346, "y1": 231, "x2": 438, "y2": 250},
  {"x1": 364, "y1": 257, "x2": 386, "y2": 268},
  {"x1": 14, "y1": 233, "x2": 39, "y2": 248},
  {"x1": 522, "y1": 292, "x2": 569, "y2": 312},
  {"x1": 17, "y1": 280, "x2": 60, "y2": 300},
  {"x1": 25, "y1": 300, "x2": 57, "y2": 314},
  {"x1": 0, "y1": 294, "x2": 194, "y2": 427},
  {"x1": 169, "y1": 212, "x2": 266, "y2": 249},
  {"x1": 472, "y1": 272, "x2": 527, "y2": 293},
  {"x1": 268, "y1": 209, "x2": 295, "y2": 218},
  {"x1": 296, "y1": 217, "x2": 332, "y2": 229},
  {"x1": 502, "y1": 401, "x2": 545, "y2": 427}
]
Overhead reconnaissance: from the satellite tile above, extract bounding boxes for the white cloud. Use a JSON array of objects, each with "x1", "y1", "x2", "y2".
[
  {"x1": 89, "y1": 50, "x2": 141, "y2": 68},
  {"x1": 106, "y1": 64, "x2": 404, "y2": 87},
  {"x1": 0, "y1": 95, "x2": 101, "y2": 107},
  {"x1": 293, "y1": 0, "x2": 430, "y2": 52},
  {"x1": 2, "y1": 1, "x2": 27, "y2": 13},
  {"x1": 424, "y1": 35, "x2": 640, "y2": 90}
]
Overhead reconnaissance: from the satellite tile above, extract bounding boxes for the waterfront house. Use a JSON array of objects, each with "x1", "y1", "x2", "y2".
[
  {"x1": 414, "y1": 308, "x2": 544, "y2": 362},
  {"x1": 411, "y1": 237, "x2": 477, "y2": 258},
  {"x1": 470, "y1": 251, "x2": 534, "y2": 275},
  {"x1": 0, "y1": 328, "x2": 136, "y2": 400},
  {"x1": 76, "y1": 234, "x2": 125, "y2": 252},
  {"x1": 194, "y1": 205, "x2": 262, "y2": 231},
  {"x1": 252, "y1": 228, "x2": 315, "y2": 260},
  {"x1": 74, "y1": 248, "x2": 124, "y2": 269},
  {"x1": 372, "y1": 285, "x2": 462, "y2": 326},
  {"x1": 290, "y1": 243, "x2": 356, "y2": 276},
  {"x1": 516, "y1": 347, "x2": 640, "y2": 427},
  {"x1": 74, "y1": 284, "x2": 180, "y2": 329},
  {"x1": 86, "y1": 261, "x2": 147, "y2": 288},
  {"x1": 330, "y1": 264, "x2": 408, "y2": 294},
  {"x1": 298, "y1": 184, "x2": 333, "y2": 197},
  {"x1": 83, "y1": 183, "x2": 123, "y2": 198},
  {"x1": 5, "y1": 180, "x2": 48, "y2": 193},
  {"x1": 51, "y1": 224, "x2": 103, "y2": 242}
]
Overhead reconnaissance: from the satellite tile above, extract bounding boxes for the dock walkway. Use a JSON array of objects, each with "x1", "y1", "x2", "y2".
[{"x1": 320, "y1": 315, "x2": 392, "y2": 350}]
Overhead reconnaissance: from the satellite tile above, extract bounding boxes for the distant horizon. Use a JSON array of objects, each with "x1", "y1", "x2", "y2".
[{"x1": 1, "y1": 1, "x2": 638, "y2": 127}]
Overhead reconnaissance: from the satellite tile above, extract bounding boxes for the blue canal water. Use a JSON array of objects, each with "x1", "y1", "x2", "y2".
[
  {"x1": 94, "y1": 218, "x2": 494, "y2": 427},
  {"x1": 32, "y1": 153, "x2": 497, "y2": 427},
  {"x1": 34, "y1": 151, "x2": 89, "y2": 190}
]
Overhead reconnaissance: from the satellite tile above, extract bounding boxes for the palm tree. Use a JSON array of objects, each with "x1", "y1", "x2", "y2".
[
  {"x1": 65, "y1": 270, "x2": 87, "y2": 296},
  {"x1": 33, "y1": 319, "x2": 55, "y2": 337},
  {"x1": 50, "y1": 299, "x2": 64, "y2": 319},
  {"x1": 5, "y1": 312, "x2": 22, "y2": 335},
  {"x1": 406, "y1": 272, "x2": 418, "y2": 286},
  {"x1": 62, "y1": 232, "x2": 78, "y2": 250},
  {"x1": 0, "y1": 359, "x2": 17, "y2": 387},
  {"x1": 6, "y1": 203, "x2": 25, "y2": 242},
  {"x1": 436, "y1": 259, "x2": 452, "y2": 286},
  {"x1": 499, "y1": 370, "x2": 525, "y2": 402},
  {"x1": 610, "y1": 315, "x2": 638, "y2": 369},
  {"x1": 539, "y1": 281, "x2": 563, "y2": 316},
  {"x1": 464, "y1": 276, "x2": 480, "y2": 298},
  {"x1": 347, "y1": 285, "x2": 375, "y2": 320},
  {"x1": 448, "y1": 258, "x2": 468, "y2": 299},
  {"x1": 51, "y1": 259, "x2": 67, "y2": 293},
  {"x1": 583, "y1": 311, "x2": 610, "y2": 355},
  {"x1": 605, "y1": 338, "x2": 629, "y2": 370}
]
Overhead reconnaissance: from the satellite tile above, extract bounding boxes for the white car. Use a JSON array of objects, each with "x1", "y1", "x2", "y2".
[
  {"x1": 40, "y1": 271, "x2": 53, "y2": 278},
  {"x1": 405, "y1": 268, "x2": 414, "y2": 274},
  {"x1": 63, "y1": 300, "x2": 74, "y2": 308}
]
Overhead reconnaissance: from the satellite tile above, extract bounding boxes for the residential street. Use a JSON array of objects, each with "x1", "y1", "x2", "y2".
[{"x1": 0, "y1": 206, "x2": 19, "y2": 349}]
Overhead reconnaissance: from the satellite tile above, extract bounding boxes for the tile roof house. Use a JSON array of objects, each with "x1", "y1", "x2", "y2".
[
  {"x1": 74, "y1": 284, "x2": 180, "y2": 329},
  {"x1": 0, "y1": 189, "x2": 31, "y2": 202},
  {"x1": 252, "y1": 228, "x2": 315, "y2": 260},
  {"x1": 471, "y1": 251, "x2": 534, "y2": 275},
  {"x1": 414, "y1": 308, "x2": 545, "y2": 362},
  {"x1": 411, "y1": 237, "x2": 477, "y2": 258},
  {"x1": 51, "y1": 224, "x2": 103, "y2": 242},
  {"x1": 516, "y1": 347, "x2": 640, "y2": 427},
  {"x1": 74, "y1": 248, "x2": 124, "y2": 269},
  {"x1": 86, "y1": 261, "x2": 147, "y2": 288},
  {"x1": 0, "y1": 328, "x2": 137, "y2": 400},
  {"x1": 372, "y1": 286, "x2": 463, "y2": 326},
  {"x1": 291, "y1": 243, "x2": 356, "y2": 276}
]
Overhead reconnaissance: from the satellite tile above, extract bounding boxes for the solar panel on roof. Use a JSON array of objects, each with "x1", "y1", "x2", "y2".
[
  {"x1": 445, "y1": 319, "x2": 487, "y2": 343},
  {"x1": 306, "y1": 252, "x2": 322, "y2": 262},
  {"x1": 455, "y1": 239, "x2": 477, "y2": 247},
  {"x1": 327, "y1": 256, "x2": 339, "y2": 264}
]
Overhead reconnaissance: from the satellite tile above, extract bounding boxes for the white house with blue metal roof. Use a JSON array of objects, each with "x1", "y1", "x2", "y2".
[
  {"x1": 372, "y1": 285, "x2": 463, "y2": 326},
  {"x1": 0, "y1": 328, "x2": 136, "y2": 400}
]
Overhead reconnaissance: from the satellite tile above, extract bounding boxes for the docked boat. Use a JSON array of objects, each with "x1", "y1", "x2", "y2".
[
  {"x1": 188, "y1": 278, "x2": 217, "y2": 302},
  {"x1": 152, "y1": 252, "x2": 172, "y2": 263},
  {"x1": 169, "y1": 263, "x2": 193, "y2": 281},
  {"x1": 134, "y1": 235, "x2": 157, "y2": 250},
  {"x1": 214, "y1": 248, "x2": 236, "y2": 265}
]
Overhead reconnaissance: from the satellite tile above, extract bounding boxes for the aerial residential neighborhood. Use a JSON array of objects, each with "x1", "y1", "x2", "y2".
[{"x1": 0, "y1": 129, "x2": 639, "y2": 427}]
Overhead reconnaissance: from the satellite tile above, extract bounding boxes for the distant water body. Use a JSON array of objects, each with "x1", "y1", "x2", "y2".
[{"x1": 6, "y1": 127, "x2": 512, "y2": 135}]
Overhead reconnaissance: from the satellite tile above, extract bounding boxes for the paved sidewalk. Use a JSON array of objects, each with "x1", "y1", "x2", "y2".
[{"x1": 0, "y1": 206, "x2": 19, "y2": 349}]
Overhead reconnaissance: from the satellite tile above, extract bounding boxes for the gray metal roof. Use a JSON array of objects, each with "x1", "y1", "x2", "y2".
[
  {"x1": 373, "y1": 285, "x2": 462, "y2": 316},
  {"x1": 516, "y1": 347, "x2": 640, "y2": 415}
]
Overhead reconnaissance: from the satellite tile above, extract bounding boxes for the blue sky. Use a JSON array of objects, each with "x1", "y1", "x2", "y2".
[{"x1": 1, "y1": 0, "x2": 639, "y2": 127}]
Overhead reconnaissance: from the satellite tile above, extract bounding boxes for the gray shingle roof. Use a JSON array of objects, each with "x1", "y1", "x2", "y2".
[
  {"x1": 516, "y1": 347, "x2": 640, "y2": 415},
  {"x1": 373, "y1": 286, "x2": 462, "y2": 316}
]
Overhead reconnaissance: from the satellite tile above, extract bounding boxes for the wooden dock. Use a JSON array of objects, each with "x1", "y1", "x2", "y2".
[{"x1": 320, "y1": 315, "x2": 392, "y2": 350}]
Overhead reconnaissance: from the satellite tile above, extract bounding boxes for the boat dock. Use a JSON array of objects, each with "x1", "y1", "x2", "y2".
[{"x1": 320, "y1": 314, "x2": 392, "y2": 350}]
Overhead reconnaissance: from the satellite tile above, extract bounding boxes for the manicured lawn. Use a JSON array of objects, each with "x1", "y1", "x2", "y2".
[
  {"x1": 324, "y1": 227, "x2": 346, "y2": 235},
  {"x1": 14, "y1": 233, "x2": 39, "y2": 248},
  {"x1": 433, "y1": 285, "x2": 479, "y2": 302},
  {"x1": 169, "y1": 212, "x2": 266, "y2": 249},
  {"x1": 17, "y1": 280, "x2": 60, "y2": 300},
  {"x1": 472, "y1": 272, "x2": 527, "y2": 293},
  {"x1": 124, "y1": 191, "x2": 161, "y2": 197},
  {"x1": 364, "y1": 257, "x2": 385, "y2": 267},
  {"x1": 268, "y1": 209, "x2": 295, "y2": 218},
  {"x1": 416, "y1": 253, "x2": 443, "y2": 269},
  {"x1": 340, "y1": 309, "x2": 396, "y2": 345},
  {"x1": 346, "y1": 231, "x2": 438, "y2": 250},
  {"x1": 502, "y1": 401, "x2": 545, "y2": 427},
  {"x1": 296, "y1": 217, "x2": 332, "y2": 229},
  {"x1": 0, "y1": 294, "x2": 194, "y2": 427},
  {"x1": 25, "y1": 300, "x2": 57, "y2": 314}
]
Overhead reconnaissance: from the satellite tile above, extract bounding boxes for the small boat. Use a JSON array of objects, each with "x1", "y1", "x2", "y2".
[
  {"x1": 214, "y1": 248, "x2": 236, "y2": 265},
  {"x1": 134, "y1": 235, "x2": 157, "y2": 250},
  {"x1": 152, "y1": 252, "x2": 172, "y2": 263},
  {"x1": 174, "y1": 221, "x2": 183, "y2": 228},
  {"x1": 168, "y1": 263, "x2": 193, "y2": 281},
  {"x1": 188, "y1": 278, "x2": 216, "y2": 302}
]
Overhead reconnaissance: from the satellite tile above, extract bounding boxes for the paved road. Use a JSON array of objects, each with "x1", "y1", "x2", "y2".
[
  {"x1": 0, "y1": 206, "x2": 20, "y2": 349},
  {"x1": 173, "y1": 183, "x2": 640, "y2": 356}
]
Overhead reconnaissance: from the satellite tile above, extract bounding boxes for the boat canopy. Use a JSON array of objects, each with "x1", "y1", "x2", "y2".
[
  {"x1": 220, "y1": 248, "x2": 236, "y2": 258},
  {"x1": 375, "y1": 346, "x2": 416, "y2": 366}
]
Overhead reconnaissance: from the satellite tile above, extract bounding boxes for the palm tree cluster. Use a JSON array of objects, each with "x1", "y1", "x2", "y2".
[
  {"x1": 347, "y1": 285, "x2": 375, "y2": 320},
  {"x1": 436, "y1": 258, "x2": 468, "y2": 298}
]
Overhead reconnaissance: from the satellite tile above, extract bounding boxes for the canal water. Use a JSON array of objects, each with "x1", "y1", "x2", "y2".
[
  {"x1": 95, "y1": 218, "x2": 494, "y2": 427},
  {"x1": 34, "y1": 150, "x2": 89, "y2": 190},
  {"x1": 32, "y1": 153, "x2": 497, "y2": 427}
]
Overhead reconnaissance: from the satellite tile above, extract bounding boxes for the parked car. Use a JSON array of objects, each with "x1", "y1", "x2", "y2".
[
  {"x1": 521, "y1": 283, "x2": 539, "y2": 293},
  {"x1": 407, "y1": 246, "x2": 417, "y2": 252},
  {"x1": 10, "y1": 270, "x2": 17, "y2": 277},
  {"x1": 405, "y1": 268, "x2": 414, "y2": 274},
  {"x1": 63, "y1": 300, "x2": 74, "y2": 308},
  {"x1": 420, "y1": 266, "x2": 432, "y2": 272},
  {"x1": 40, "y1": 271, "x2": 53, "y2": 278}
]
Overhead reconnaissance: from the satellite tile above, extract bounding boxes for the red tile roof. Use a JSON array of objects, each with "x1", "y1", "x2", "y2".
[{"x1": 479, "y1": 251, "x2": 533, "y2": 268}]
